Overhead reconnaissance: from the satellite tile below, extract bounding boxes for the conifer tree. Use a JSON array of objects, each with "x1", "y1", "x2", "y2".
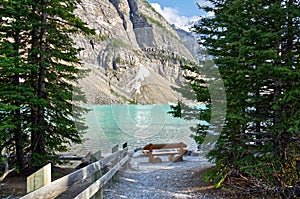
[
  {"x1": 0, "y1": 0, "x2": 33, "y2": 169},
  {"x1": 0, "y1": 0, "x2": 94, "y2": 169},
  {"x1": 173, "y1": 0, "x2": 299, "y2": 192}
]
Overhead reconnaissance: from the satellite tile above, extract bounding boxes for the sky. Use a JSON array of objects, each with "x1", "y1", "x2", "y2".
[{"x1": 146, "y1": 0, "x2": 211, "y2": 30}]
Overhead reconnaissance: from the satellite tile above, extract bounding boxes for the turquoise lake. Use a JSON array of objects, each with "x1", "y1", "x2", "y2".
[{"x1": 72, "y1": 104, "x2": 201, "y2": 155}]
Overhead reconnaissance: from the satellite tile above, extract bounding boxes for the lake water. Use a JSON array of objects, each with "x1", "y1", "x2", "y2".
[{"x1": 72, "y1": 104, "x2": 200, "y2": 155}]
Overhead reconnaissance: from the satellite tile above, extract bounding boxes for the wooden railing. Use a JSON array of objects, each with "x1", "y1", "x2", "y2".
[
  {"x1": 74, "y1": 155, "x2": 129, "y2": 199},
  {"x1": 21, "y1": 147, "x2": 129, "y2": 199}
]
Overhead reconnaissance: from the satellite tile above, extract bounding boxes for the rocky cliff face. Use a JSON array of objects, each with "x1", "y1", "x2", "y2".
[{"x1": 74, "y1": 0, "x2": 198, "y2": 104}]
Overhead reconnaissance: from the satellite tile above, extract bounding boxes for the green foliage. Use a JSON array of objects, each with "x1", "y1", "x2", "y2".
[
  {"x1": 110, "y1": 39, "x2": 129, "y2": 48},
  {"x1": 142, "y1": 0, "x2": 165, "y2": 21},
  {"x1": 143, "y1": 14, "x2": 164, "y2": 29},
  {"x1": 0, "y1": 0, "x2": 94, "y2": 171},
  {"x1": 191, "y1": 0, "x2": 300, "y2": 190},
  {"x1": 170, "y1": 0, "x2": 300, "y2": 193}
]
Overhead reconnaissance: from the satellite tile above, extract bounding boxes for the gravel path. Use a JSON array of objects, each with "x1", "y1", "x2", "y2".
[{"x1": 104, "y1": 155, "x2": 217, "y2": 199}]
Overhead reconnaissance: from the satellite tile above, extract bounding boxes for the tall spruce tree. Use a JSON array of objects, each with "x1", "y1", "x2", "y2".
[
  {"x1": 0, "y1": 0, "x2": 33, "y2": 170},
  {"x1": 0, "y1": 0, "x2": 94, "y2": 170},
  {"x1": 173, "y1": 0, "x2": 299, "y2": 193}
]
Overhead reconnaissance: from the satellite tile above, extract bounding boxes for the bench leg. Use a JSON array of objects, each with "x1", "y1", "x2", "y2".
[
  {"x1": 149, "y1": 155, "x2": 153, "y2": 163},
  {"x1": 173, "y1": 154, "x2": 183, "y2": 162},
  {"x1": 168, "y1": 155, "x2": 174, "y2": 162},
  {"x1": 152, "y1": 156, "x2": 162, "y2": 163}
]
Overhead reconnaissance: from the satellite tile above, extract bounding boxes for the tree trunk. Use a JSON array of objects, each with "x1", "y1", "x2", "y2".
[
  {"x1": 35, "y1": 2, "x2": 47, "y2": 155},
  {"x1": 13, "y1": 28, "x2": 25, "y2": 170},
  {"x1": 29, "y1": 2, "x2": 48, "y2": 163}
]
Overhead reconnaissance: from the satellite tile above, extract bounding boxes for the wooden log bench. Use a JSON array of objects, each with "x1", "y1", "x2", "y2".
[{"x1": 142, "y1": 142, "x2": 187, "y2": 163}]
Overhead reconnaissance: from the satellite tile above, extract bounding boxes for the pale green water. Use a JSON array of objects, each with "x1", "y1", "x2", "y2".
[{"x1": 73, "y1": 104, "x2": 201, "y2": 155}]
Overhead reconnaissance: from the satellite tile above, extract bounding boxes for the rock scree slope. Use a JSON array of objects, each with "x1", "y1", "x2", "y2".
[{"x1": 73, "y1": 0, "x2": 199, "y2": 104}]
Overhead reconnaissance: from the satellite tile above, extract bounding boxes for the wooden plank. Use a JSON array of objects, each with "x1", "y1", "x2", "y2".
[
  {"x1": 91, "y1": 150, "x2": 102, "y2": 199},
  {"x1": 143, "y1": 142, "x2": 187, "y2": 150},
  {"x1": 101, "y1": 149, "x2": 126, "y2": 166},
  {"x1": 22, "y1": 163, "x2": 101, "y2": 199},
  {"x1": 144, "y1": 151, "x2": 182, "y2": 156},
  {"x1": 21, "y1": 148, "x2": 127, "y2": 199},
  {"x1": 91, "y1": 168, "x2": 103, "y2": 199},
  {"x1": 27, "y1": 163, "x2": 51, "y2": 193},
  {"x1": 73, "y1": 155, "x2": 129, "y2": 199}
]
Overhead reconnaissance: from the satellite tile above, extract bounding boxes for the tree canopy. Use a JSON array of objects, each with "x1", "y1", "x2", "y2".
[
  {"x1": 0, "y1": 0, "x2": 94, "y2": 170},
  {"x1": 172, "y1": 0, "x2": 299, "y2": 196}
]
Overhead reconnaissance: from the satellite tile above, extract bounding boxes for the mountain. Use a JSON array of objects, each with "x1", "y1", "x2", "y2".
[
  {"x1": 74, "y1": 0, "x2": 199, "y2": 104},
  {"x1": 174, "y1": 16, "x2": 202, "y2": 32},
  {"x1": 173, "y1": 25, "x2": 200, "y2": 59}
]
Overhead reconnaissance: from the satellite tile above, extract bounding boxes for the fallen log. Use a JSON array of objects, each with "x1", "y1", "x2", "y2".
[
  {"x1": 0, "y1": 160, "x2": 15, "y2": 183},
  {"x1": 58, "y1": 155, "x2": 85, "y2": 161}
]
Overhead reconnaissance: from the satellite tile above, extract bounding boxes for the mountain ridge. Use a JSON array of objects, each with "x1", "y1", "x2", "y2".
[{"x1": 74, "y1": 0, "x2": 199, "y2": 104}]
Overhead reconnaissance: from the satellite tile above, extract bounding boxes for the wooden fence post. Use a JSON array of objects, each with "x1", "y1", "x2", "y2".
[
  {"x1": 111, "y1": 145, "x2": 119, "y2": 183},
  {"x1": 21, "y1": 148, "x2": 129, "y2": 199},
  {"x1": 91, "y1": 150, "x2": 103, "y2": 199},
  {"x1": 73, "y1": 155, "x2": 129, "y2": 199},
  {"x1": 27, "y1": 163, "x2": 51, "y2": 193},
  {"x1": 112, "y1": 145, "x2": 119, "y2": 153},
  {"x1": 122, "y1": 143, "x2": 129, "y2": 170}
]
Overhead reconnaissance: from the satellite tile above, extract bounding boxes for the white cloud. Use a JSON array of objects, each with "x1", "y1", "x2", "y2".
[
  {"x1": 150, "y1": 2, "x2": 214, "y2": 31},
  {"x1": 150, "y1": 3, "x2": 195, "y2": 30},
  {"x1": 196, "y1": 0, "x2": 214, "y2": 17},
  {"x1": 196, "y1": 0, "x2": 212, "y2": 7}
]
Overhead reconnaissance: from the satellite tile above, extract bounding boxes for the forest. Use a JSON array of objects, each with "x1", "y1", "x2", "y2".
[
  {"x1": 0, "y1": 0, "x2": 94, "y2": 171},
  {"x1": 172, "y1": 0, "x2": 299, "y2": 197},
  {"x1": 0, "y1": 0, "x2": 299, "y2": 197}
]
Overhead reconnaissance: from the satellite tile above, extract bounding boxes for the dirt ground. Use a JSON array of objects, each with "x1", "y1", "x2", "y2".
[
  {"x1": 0, "y1": 166, "x2": 77, "y2": 198},
  {"x1": 0, "y1": 165, "x2": 243, "y2": 199},
  {"x1": 0, "y1": 164, "x2": 290, "y2": 199},
  {"x1": 182, "y1": 166, "x2": 247, "y2": 198}
]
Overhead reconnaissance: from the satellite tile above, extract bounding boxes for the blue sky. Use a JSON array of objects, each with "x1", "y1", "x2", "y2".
[
  {"x1": 146, "y1": 0, "x2": 212, "y2": 30},
  {"x1": 146, "y1": 0, "x2": 203, "y2": 17}
]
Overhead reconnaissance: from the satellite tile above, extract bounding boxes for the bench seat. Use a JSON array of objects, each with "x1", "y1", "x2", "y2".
[
  {"x1": 142, "y1": 142, "x2": 187, "y2": 163},
  {"x1": 143, "y1": 150, "x2": 187, "y2": 156}
]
